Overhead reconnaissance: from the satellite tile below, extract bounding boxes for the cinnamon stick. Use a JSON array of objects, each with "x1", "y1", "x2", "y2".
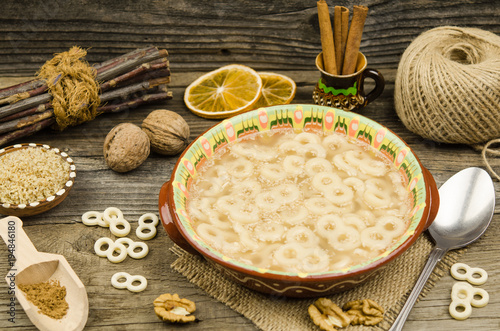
[
  {"x1": 317, "y1": 0, "x2": 337, "y2": 75},
  {"x1": 342, "y1": 5, "x2": 368, "y2": 75},
  {"x1": 334, "y1": 6, "x2": 349, "y2": 73}
]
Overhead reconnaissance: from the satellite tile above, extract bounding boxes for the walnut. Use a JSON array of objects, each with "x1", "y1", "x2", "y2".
[
  {"x1": 103, "y1": 123, "x2": 150, "y2": 173},
  {"x1": 154, "y1": 293, "x2": 196, "y2": 323},
  {"x1": 141, "y1": 109, "x2": 190, "y2": 155},
  {"x1": 308, "y1": 298, "x2": 351, "y2": 331},
  {"x1": 343, "y1": 299, "x2": 384, "y2": 326}
]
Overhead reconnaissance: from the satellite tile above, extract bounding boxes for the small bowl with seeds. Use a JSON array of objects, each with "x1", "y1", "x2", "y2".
[{"x1": 0, "y1": 143, "x2": 76, "y2": 217}]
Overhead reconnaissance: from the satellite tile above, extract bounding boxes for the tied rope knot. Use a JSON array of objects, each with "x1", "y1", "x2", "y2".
[{"x1": 37, "y1": 46, "x2": 100, "y2": 130}]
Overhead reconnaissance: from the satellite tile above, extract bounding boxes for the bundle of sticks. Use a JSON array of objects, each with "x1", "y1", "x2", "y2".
[
  {"x1": 317, "y1": 0, "x2": 368, "y2": 75},
  {"x1": 0, "y1": 46, "x2": 172, "y2": 147}
]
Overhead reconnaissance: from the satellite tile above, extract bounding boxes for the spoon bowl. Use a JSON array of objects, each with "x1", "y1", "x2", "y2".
[
  {"x1": 0, "y1": 216, "x2": 88, "y2": 331},
  {"x1": 390, "y1": 167, "x2": 495, "y2": 330}
]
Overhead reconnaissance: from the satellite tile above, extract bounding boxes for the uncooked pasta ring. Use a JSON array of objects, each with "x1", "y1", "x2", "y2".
[
  {"x1": 285, "y1": 225, "x2": 319, "y2": 247},
  {"x1": 327, "y1": 226, "x2": 361, "y2": 251},
  {"x1": 360, "y1": 226, "x2": 392, "y2": 251},
  {"x1": 215, "y1": 195, "x2": 243, "y2": 213},
  {"x1": 305, "y1": 157, "x2": 332, "y2": 177},
  {"x1": 343, "y1": 177, "x2": 365, "y2": 195},
  {"x1": 109, "y1": 217, "x2": 131, "y2": 237},
  {"x1": 377, "y1": 215, "x2": 407, "y2": 239},
  {"x1": 227, "y1": 158, "x2": 254, "y2": 179},
  {"x1": 363, "y1": 189, "x2": 392, "y2": 209},
  {"x1": 82, "y1": 211, "x2": 103, "y2": 227},
  {"x1": 255, "y1": 191, "x2": 283, "y2": 211},
  {"x1": 115, "y1": 238, "x2": 149, "y2": 259},
  {"x1": 283, "y1": 155, "x2": 305, "y2": 177},
  {"x1": 103, "y1": 207, "x2": 124, "y2": 224},
  {"x1": 316, "y1": 214, "x2": 344, "y2": 238},
  {"x1": 279, "y1": 205, "x2": 309, "y2": 225},
  {"x1": 322, "y1": 134, "x2": 348, "y2": 152},
  {"x1": 274, "y1": 243, "x2": 305, "y2": 267},
  {"x1": 301, "y1": 143, "x2": 327, "y2": 159},
  {"x1": 254, "y1": 222, "x2": 285, "y2": 242},
  {"x1": 305, "y1": 197, "x2": 338, "y2": 215},
  {"x1": 449, "y1": 299, "x2": 472, "y2": 320},
  {"x1": 301, "y1": 248, "x2": 330, "y2": 273},
  {"x1": 311, "y1": 172, "x2": 341, "y2": 192},
  {"x1": 273, "y1": 183, "x2": 300, "y2": 204},
  {"x1": 323, "y1": 183, "x2": 354, "y2": 206},
  {"x1": 260, "y1": 163, "x2": 287, "y2": 181},
  {"x1": 333, "y1": 154, "x2": 358, "y2": 176},
  {"x1": 450, "y1": 262, "x2": 488, "y2": 286},
  {"x1": 359, "y1": 159, "x2": 388, "y2": 177},
  {"x1": 294, "y1": 132, "x2": 321, "y2": 144},
  {"x1": 342, "y1": 214, "x2": 367, "y2": 232}
]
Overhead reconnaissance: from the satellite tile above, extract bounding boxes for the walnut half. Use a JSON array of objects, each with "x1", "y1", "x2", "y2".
[
  {"x1": 343, "y1": 299, "x2": 384, "y2": 326},
  {"x1": 308, "y1": 298, "x2": 351, "y2": 331},
  {"x1": 153, "y1": 293, "x2": 196, "y2": 323}
]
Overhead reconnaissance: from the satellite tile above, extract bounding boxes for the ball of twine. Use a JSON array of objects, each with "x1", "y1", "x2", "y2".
[{"x1": 394, "y1": 26, "x2": 500, "y2": 145}]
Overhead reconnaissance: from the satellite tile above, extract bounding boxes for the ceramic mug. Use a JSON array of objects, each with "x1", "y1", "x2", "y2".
[{"x1": 313, "y1": 52, "x2": 385, "y2": 111}]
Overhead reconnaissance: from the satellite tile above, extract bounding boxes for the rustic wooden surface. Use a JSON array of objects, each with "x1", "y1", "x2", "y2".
[{"x1": 0, "y1": 0, "x2": 500, "y2": 330}]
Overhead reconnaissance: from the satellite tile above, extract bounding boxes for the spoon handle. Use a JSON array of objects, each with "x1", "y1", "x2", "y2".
[{"x1": 389, "y1": 247, "x2": 448, "y2": 331}]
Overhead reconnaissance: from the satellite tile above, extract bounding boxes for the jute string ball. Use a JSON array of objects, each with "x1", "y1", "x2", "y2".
[{"x1": 394, "y1": 26, "x2": 500, "y2": 145}]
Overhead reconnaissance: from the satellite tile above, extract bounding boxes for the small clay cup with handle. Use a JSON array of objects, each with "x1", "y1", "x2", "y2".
[{"x1": 313, "y1": 52, "x2": 385, "y2": 111}]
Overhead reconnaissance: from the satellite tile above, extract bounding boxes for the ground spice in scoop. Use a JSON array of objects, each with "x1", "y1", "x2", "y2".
[{"x1": 18, "y1": 280, "x2": 69, "y2": 319}]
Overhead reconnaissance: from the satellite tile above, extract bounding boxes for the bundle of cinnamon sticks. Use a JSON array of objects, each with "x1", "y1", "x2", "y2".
[
  {"x1": 317, "y1": 0, "x2": 368, "y2": 75},
  {"x1": 0, "y1": 47, "x2": 172, "y2": 146}
]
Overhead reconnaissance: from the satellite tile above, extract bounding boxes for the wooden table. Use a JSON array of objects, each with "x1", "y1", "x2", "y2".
[{"x1": 0, "y1": 1, "x2": 499, "y2": 330}]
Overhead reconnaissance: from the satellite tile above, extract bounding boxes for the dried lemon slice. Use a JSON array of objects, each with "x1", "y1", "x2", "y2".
[
  {"x1": 184, "y1": 64, "x2": 262, "y2": 119},
  {"x1": 254, "y1": 72, "x2": 297, "y2": 108}
]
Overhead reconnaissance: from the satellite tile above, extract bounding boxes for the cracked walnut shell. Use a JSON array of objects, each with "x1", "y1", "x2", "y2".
[
  {"x1": 343, "y1": 299, "x2": 384, "y2": 326},
  {"x1": 142, "y1": 109, "x2": 190, "y2": 155},
  {"x1": 103, "y1": 123, "x2": 150, "y2": 173},
  {"x1": 154, "y1": 293, "x2": 196, "y2": 323},
  {"x1": 308, "y1": 298, "x2": 351, "y2": 331}
]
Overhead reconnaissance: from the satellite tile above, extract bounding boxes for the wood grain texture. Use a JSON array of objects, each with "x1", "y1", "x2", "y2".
[{"x1": 0, "y1": 0, "x2": 500, "y2": 330}]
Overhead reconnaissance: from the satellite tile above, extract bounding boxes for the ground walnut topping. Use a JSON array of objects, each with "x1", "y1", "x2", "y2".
[
  {"x1": 154, "y1": 293, "x2": 196, "y2": 323},
  {"x1": 308, "y1": 298, "x2": 351, "y2": 331},
  {"x1": 343, "y1": 299, "x2": 384, "y2": 326}
]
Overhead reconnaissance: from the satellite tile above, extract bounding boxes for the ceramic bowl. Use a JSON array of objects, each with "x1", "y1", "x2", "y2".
[
  {"x1": 0, "y1": 143, "x2": 76, "y2": 217},
  {"x1": 159, "y1": 104, "x2": 439, "y2": 298}
]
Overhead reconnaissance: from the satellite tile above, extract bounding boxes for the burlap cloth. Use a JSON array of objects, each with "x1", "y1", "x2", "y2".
[{"x1": 171, "y1": 233, "x2": 464, "y2": 331}]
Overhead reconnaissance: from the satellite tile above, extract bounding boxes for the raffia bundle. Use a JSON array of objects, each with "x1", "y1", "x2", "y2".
[{"x1": 395, "y1": 26, "x2": 500, "y2": 145}]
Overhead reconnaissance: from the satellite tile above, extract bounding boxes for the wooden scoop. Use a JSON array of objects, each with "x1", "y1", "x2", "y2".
[{"x1": 0, "y1": 216, "x2": 88, "y2": 331}]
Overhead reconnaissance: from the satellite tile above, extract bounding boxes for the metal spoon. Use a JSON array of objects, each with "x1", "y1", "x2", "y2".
[{"x1": 389, "y1": 167, "x2": 495, "y2": 331}]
